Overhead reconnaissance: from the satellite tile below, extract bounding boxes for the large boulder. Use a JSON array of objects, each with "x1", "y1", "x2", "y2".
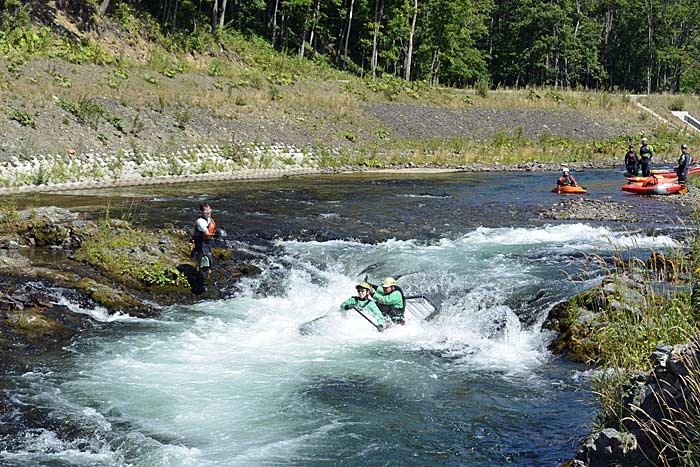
[{"x1": 543, "y1": 274, "x2": 650, "y2": 363}]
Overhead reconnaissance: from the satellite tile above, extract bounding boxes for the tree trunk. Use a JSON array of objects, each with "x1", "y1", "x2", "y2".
[
  {"x1": 98, "y1": 0, "x2": 110, "y2": 16},
  {"x1": 172, "y1": 0, "x2": 180, "y2": 30},
  {"x1": 212, "y1": 0, "x2": 219, "y2": 33},
  {"x1": 647, "y1": 8, "x2": 653, "y2": 93},
  {"x1": 371, "y1": 0, "x2": 384, "y2": 79},
  {"x1": 343, "y1": 0, "x2": 355, "y2": 64},
  {"x1": 404, "y1": 0, "x2": 418, "y2": 80},
  {"x1": 219, "y1": 0, "x2": 228, "y2": 28},
  {"x1": 308, "y1": 0, "x2": 321, "y2": 58},
  {"x1": 270, "y1": 0, "x2": 280, "y2": 46},
  {"x1": 430, "y1": 47, "x2": 440, "y2": 86}
]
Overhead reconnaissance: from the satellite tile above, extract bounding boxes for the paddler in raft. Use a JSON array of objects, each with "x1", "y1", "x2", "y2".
[
  {"x1": 340, "y1": 282, "x2": 387, "y2": 329},
  {"x1": 556, "y1": 166, "x2": 579, "y2": 190},
  {"x1": 372, "y1": 277, "x2": 406, "y2": 326}
]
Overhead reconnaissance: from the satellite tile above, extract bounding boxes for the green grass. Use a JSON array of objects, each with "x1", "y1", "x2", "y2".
[{"x1": 74, "y1": 219, "x2": 189, "y2": 289}]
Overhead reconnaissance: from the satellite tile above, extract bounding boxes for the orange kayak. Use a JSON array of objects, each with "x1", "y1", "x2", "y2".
[{"x1": 551, "y1": 185, "x2": 587, "y2": 194}]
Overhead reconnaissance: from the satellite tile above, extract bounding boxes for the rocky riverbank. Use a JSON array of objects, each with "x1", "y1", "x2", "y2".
[
  {"x1": 542, "y1": 246, "x2": 700, "y2": 466},
  {"x1": 0, "y1": 206, "x2": 260, "y2": 371}
]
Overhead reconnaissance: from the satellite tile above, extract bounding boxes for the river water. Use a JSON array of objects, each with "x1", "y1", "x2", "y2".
[{"x1": 0, "y1": 170, "x2": 684, "y2": 466}]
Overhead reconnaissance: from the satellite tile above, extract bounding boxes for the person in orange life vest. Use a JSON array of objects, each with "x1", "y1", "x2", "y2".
[
  {"x1": 192, "y1": 203, "x2": 216, "y2": 277},
  {"x1": 556, "y1": 166, "x2": 578, "y2": 187}
]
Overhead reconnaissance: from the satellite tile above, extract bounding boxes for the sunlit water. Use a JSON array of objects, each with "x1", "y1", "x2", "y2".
[{"x1": 0, "y1": 172, "x2": 683, "y2": 466}]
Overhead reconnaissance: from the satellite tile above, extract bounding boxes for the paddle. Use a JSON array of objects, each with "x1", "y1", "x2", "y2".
[{"x1": 351, "y1": 306, "x2": 384, "y2": 332}]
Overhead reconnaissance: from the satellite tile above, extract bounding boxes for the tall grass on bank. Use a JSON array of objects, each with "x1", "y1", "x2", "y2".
[
  {"x1": 585, "y1": 224, "x2": 700, "y2": 443},
  {"x1": 586, "y1": 216, "x2": 700, "y2": 467}
]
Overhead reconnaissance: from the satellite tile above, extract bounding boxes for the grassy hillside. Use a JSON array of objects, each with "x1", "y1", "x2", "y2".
[{"x1": 1, "y1": 2, "x2": 699, "y2": 167}]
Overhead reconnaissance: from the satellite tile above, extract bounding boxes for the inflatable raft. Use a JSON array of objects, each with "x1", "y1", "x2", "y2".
[
  {"x1": 299, "y1": 295, "x2": 439, "y2": 335},
  {"x1": 621, "y1": 180, "x2": 687, "y2": 195},
  {"x1": 652, "y1": 165, "x2": 700, "y2": 177},
  {"x1": 551, "y1": 185, "x2": 587, "y2": 194}
]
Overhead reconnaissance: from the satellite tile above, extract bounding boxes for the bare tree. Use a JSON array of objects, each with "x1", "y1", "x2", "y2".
[
  {"x1": 98, "y1": 0, "x2": 110, "y2": 16},
  {"x1": 270, "y1": 0, "x2": 280, "y2": 46},
  {"x1": 371, "y1": 0, "x2": 384, "y2": 79},
  {"x1": 219, "y1": 0, "x2": 228, "y2": 28},
  {"x1": 212, "y1": 0, "x2": 219, "y2": 33},
  {"x1": 343, "y1": 0, "x2": 356, "y2": 64},
  {"x1": 404, "y1": 0, "x2": 418, "y2": 80}
]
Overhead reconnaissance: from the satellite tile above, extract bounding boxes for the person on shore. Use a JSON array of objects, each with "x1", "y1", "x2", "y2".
[
  {"x1": 340, "y1": 282, "x2": 387, "y2": 328},
  {"x1": 192, "y1": 203, "x2": 216, "y2": 281},
  {"x1": 624, "y1": 144, "x2": 639, "y2": 176},
  {"x1": 556, "y1": 166, "x2": 578, "y2": 187},
  {"x1": 639, "y1": 137, "x2": 654, "y2": 177},
  {"x1": 64, "y1": 148, "x2": 76, "y2": 166},
  {"x1": 676, "y1": 144, "x2": 692, "y2": 188},
  {"x1": 372, "y1": 277, "x2": 406, "y2": 325}
]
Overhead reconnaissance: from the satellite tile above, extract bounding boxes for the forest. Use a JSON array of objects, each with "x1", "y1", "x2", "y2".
[{"x1": 9, "y1": 0, "x2": 700, "y2": 93}]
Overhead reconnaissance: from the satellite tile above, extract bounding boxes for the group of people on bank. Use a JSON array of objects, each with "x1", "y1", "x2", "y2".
[{"x1": 556, "y1": 138, "x2": 694, "y2": 190}]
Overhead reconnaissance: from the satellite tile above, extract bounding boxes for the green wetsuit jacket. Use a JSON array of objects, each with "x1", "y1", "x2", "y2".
[
  {"x1": 372, "y1": 287, "x2": 405, "y2": 322},
  {"x1": 340, "y1": 297, "x2": 386, "y2": 326}
]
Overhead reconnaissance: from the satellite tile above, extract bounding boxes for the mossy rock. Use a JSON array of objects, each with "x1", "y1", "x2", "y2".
[
  {"x1": 212, "y1": 248, "x2": 234, "y2": 261},
  {"x1": 238, "y1": 264, "x2": 261, "y2": 276},
  {"x1": 3, "y1": 308, "x2": 72, "y2": 339},
  {"x1": 75, "y1": 278, "x2": 148, "y2": 314},
  {"x1": 32, "y1": 223, "x2": 70, "y2": 247},
  {"x1": 34, "y1": 267, "x2": 82, "y2": 284}
]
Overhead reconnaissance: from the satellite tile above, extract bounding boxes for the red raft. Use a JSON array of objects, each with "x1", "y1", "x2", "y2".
[
  {"x1": 651, "y1": 165, "x2": 700, "y2": 177},
  {"x1": 551, "y1": 185, "x2": 587, "y2": 194},
  {"x1": 621, "y1": 176, "x2": 687, "y2": 195}
]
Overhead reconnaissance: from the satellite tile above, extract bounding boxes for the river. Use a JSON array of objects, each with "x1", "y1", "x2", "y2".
[{"x1": 0, "y1": 170, "x2": 684, "y2": 466}]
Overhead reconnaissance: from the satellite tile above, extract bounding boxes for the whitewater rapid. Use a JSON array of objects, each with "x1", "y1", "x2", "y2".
[{"x1": 0, "y1": 223, "x2": 678, "y2": 467}]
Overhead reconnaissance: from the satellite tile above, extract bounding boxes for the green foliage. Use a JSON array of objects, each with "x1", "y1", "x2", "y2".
[
  {"x1": 8, "y1": 109, "x2": 35, "y2": 128},
  {"x1": 57, "y1": 96, "x2": 123, "y2": 133},
  {"x1": 0, "y1": 202, "x2": 20, "y2": 229},
  {"x1": 670, "y1": 95, "x2": 685, "y2": 111},
  {"x1": 268, "y1": 85, "x2": 282, "y2": 101},
  {"x1": 174, "y1": 105, "x2": 192, "y2": 129},
  {"x1": 136, "y1": 266, "x2": 189, "y2": 287},
  {"x1": 76, "y1": 220, "x2": 189, "y2": 289}
]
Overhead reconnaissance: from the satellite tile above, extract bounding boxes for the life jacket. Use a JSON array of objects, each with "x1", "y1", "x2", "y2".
[
  {"x1": 376, "y1": 286, "x2": 406, "y2": 320},
  {"x1": 625, "y1": 151, "x2": 638, "y2": 165},
  {"x1": 558, "y1": 174, "x2": 575, "y2": 186},
  {"x1": 640, "y1": 144, "x2": 653, "y2": 160},
  {"x1": 193, "y1": 215, "x2": 216, "y2": 253},
  {"x1": 193, "y1": 215, "x2": 216, "y2": 240}
]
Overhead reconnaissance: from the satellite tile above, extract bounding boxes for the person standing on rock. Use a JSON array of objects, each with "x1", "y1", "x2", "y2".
[
  {"x1": 624, "y1": 144, "x2": 639, "y2": 176},
  {"x1": 676, "y1": 144, "x2": 692, "y2": 188},
  {"x1": 192, "y1": 203, "x2": 216, "y2": 281},
  {"x1": 639, "y1": 137, "x2": 654, "y2": 177}
]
